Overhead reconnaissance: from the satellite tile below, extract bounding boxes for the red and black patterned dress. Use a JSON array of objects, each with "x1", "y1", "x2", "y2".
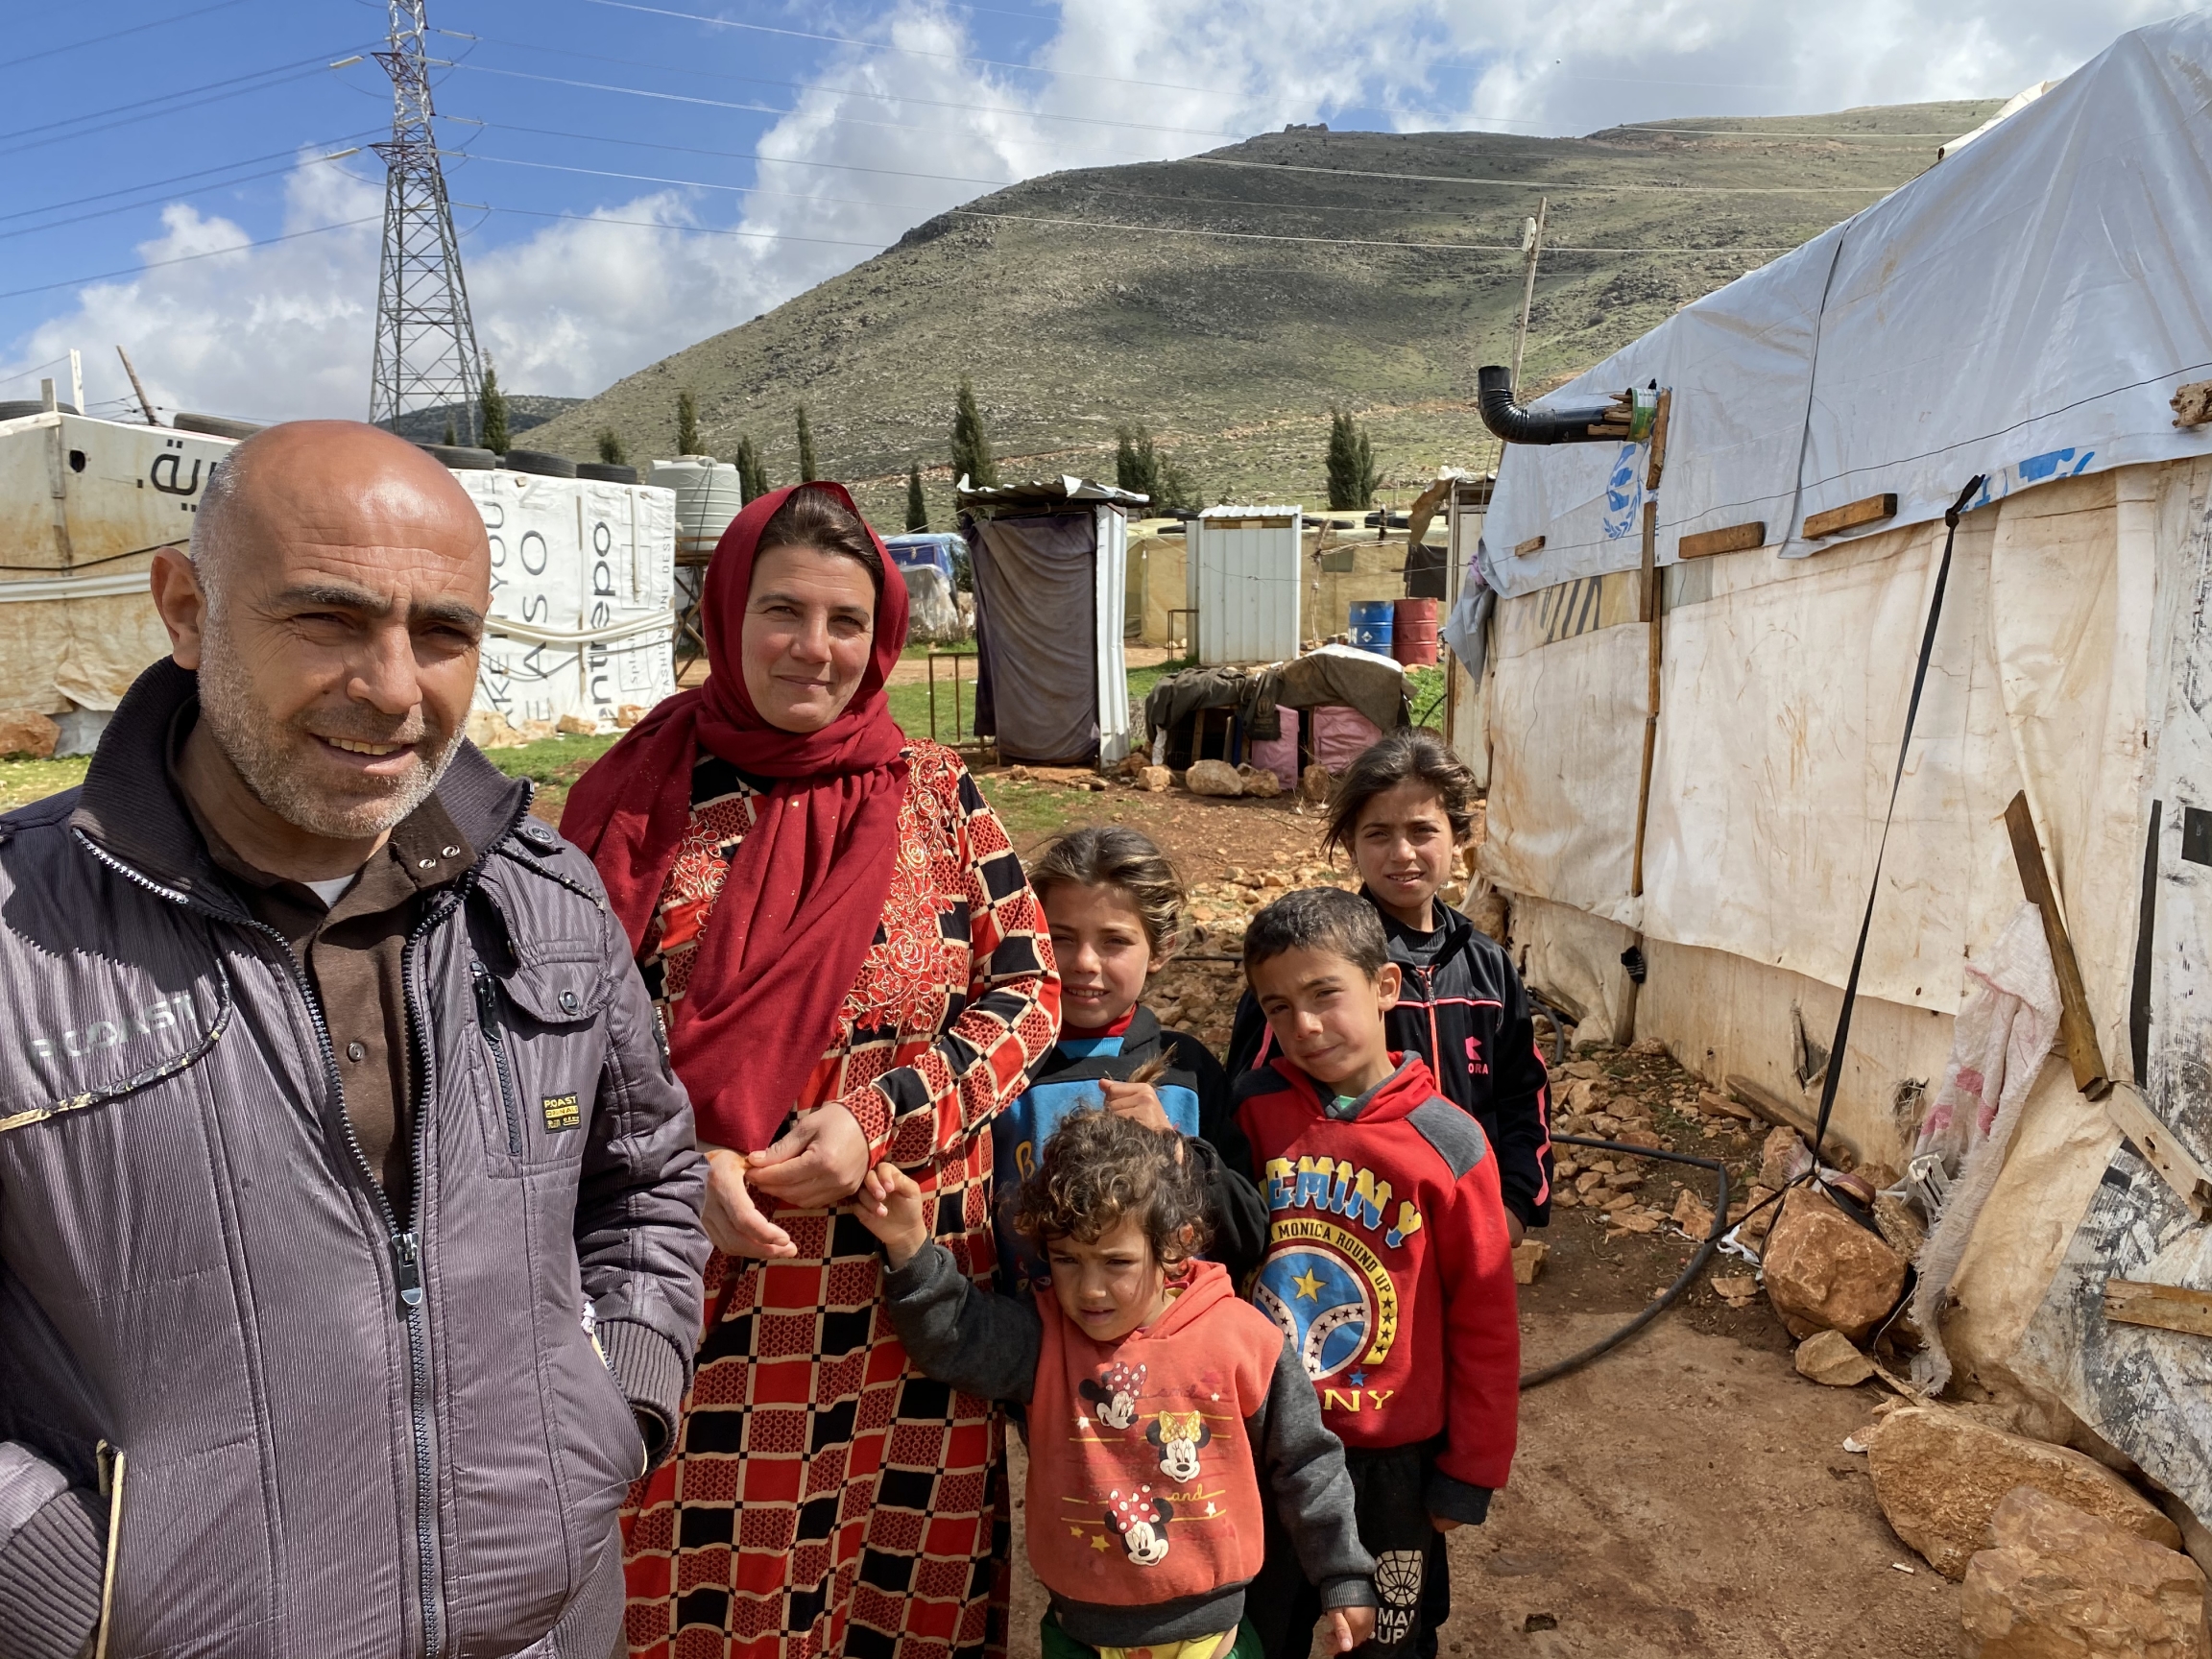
[{"x1": 620, "y1": 738, "x2": 1059, "y2": 1659}]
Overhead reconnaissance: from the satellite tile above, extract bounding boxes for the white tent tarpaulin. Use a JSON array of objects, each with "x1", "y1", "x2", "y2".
[
  {"x1": 458, "y1": 470, "x2": 677, "y2": 732},
  {"x1": 1473, "y1": 15, "x2": 2212, "y2": 603}
]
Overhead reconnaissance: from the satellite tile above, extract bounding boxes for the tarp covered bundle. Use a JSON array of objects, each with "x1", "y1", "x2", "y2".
[{"x1": 1141, "y1": 643, "x2": 1408, "y2": 744}]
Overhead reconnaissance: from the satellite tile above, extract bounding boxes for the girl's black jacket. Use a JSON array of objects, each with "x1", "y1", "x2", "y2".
[{"x1": 1226, "y1": 894, "x2": 1554, "y2": 1229}]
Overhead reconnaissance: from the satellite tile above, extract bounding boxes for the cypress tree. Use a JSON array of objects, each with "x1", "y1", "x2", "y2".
[
  {"x1": 734, "y1": 434, "x2": 767, "y2": 501},
  {"x1": 480, "y1": 362, "x2": 510, "y2": 455},
  {"x1": 1325, "y1": 408, "x2": 1381, "y2": 510},
  {"x1": 950, "y1": 378, "x2": 998, "y2": 489},
  {"x1": 596, "y1": 427, "x2": 628, "y2": 466},
  {"x1": 796, "y1": 405, "x2": 819, "y2": 482},
  {"x1": 676, "y1": 390, "x2": 701, "y2": 456},
  {"x1": 905, "y1": 462, "x2": 928, "y2": 532},
  {"x1": 442, "y1": 414, "x2": 458, "y2": 446}
]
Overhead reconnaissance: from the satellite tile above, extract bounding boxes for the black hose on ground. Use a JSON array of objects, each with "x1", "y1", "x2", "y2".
[
  {"x1": 1519, "y1": 1134, "x2": 1733, "y2": 1391},
  {"x1": 1476, "y1": 365, "x2": 1628, "y2": 446}
]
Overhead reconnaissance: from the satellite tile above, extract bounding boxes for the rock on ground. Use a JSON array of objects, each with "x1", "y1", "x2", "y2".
[
  {"x1": 1867, "y1": 1407, "x2": 2185, "y2": 1579},
  {"x1": 1137, "y1": 765, "x2": 1172, "y2": 792},
  {"x1": 0, "y1": 709, "x2": 59, "y2": 759},
  {"x1": 1961, "y1": 1486, "x2": 2210, "y2": 1658},
  {"x1": 1794, "y1": 1329, "x2": 1875, "y2": 1387},
  {"x1": 1299, "y1": 762, "x2": 1332, "y2": 803},
  {"x1": 466, "y1": 708, "x2": 525, "y2": 750},
  {"x1": 1512, "y1": 1239, "x2": 1548, "y2": 1285},
  {"x1": 1761, "y1": 1187, "x2": 1906, "y2": 1342},
  {"x1": 1237, "y1": 763, "x2": 1283, "y2": 798},
  {"x1": 1186, "y1": 757, "x2": 1242, "y2": 796}
]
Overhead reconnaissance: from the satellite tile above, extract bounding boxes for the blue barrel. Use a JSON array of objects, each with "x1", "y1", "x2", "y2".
[{"x1": 1348, "y1": 598, "x2": 1395, "y2": 656}]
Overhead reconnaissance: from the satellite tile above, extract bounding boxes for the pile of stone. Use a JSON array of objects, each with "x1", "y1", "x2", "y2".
[
  {"x1": 1547, "y1": 1053, "x2": 1760, "y2": 1245},
  {"x1": 1850, "y1": 1406, "x2": 2209, "y2": 1655}
]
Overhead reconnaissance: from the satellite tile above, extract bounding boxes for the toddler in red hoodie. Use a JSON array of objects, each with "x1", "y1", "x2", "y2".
[
  {"x1": 1218, "y1": 886, "x2": 1521, "y2": 1659},
  {"x1": 853, "y1": 1108, "x2": 1377, "y2": 1659}
]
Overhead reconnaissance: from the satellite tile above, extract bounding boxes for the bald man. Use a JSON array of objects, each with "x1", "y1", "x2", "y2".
[{"x1": 0, "y1": 422, "x2": 707, "y2": 1659}]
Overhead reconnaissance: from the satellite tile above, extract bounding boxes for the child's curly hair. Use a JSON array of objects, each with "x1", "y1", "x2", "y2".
[{"x1": 1012, "y1": 1108, "x2": 1211, "y2": 1264}]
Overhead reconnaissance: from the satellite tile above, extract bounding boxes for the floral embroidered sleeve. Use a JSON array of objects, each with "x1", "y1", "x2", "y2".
[{"x1": 841, "y1": 766, "x2": 1060, "y2": 1167}]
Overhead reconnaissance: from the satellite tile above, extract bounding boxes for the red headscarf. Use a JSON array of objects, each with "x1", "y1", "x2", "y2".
[{"x1": 561, "y1": 481, "x2": 911, "y2": 1151}]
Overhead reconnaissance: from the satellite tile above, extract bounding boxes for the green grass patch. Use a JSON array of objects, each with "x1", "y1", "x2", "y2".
[
  {"x1": 973, "y1": 774, "x2": 1085, "y2": 843},
  {"x1": 484, "y1": 732, "x2": 622, "y2": 786},
  {"x1": 0, "y1": 755, "x2": 91, "y2": 813},
  {"x1": 1406, "y1": 664, "x2": 1445, "y2": 727}
]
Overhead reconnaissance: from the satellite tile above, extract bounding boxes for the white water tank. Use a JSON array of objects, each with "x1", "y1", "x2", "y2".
[{"x1": 647, "y1": 456, "x2": 745, "y2": 561}]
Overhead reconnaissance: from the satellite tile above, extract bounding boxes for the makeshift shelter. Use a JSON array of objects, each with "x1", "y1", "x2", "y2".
[
  {"x1": 957, "y1": 475, "x2": 1143, "y2": 768},
  {"x1": 0, "y1": 409, "x2": 239, "y2": 752},
  {"x1": 884, "y1": 532, "x2": 966, "y2": 642},
  {"x1": 1449, "y1": 15, "x2": 2212, "y2": 1519},
  {"x1": 1142, "y1": 644, "x2": 1408, "y2": 773},
  {"x1": 1190, "y1": 506, "x2": 1302, "y2": 664}
]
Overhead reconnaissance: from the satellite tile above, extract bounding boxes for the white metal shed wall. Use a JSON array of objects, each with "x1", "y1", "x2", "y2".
[{"x1": 1192, "y1": 508, "x2": 1301, "y2": 664}]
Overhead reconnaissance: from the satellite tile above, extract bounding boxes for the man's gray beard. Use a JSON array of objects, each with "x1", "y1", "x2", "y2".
[{"x1": 196, "y1": 613, "x2": 460, "y2": 840}]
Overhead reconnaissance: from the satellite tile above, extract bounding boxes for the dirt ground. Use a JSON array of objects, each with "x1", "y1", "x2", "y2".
[{"x1": 992, "y1": 781, "x2": 1960, "y2": 1658}]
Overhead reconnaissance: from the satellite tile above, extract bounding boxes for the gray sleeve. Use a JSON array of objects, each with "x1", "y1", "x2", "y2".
[
  {"x1": 0, "y1": 1442, "x2": 104, "y2": 1659},
  {"x1": 880, "y1": 1241, "x2": 1042, "y2": 1405},
  {"x1": 1252, "y1": 1337, "x2": 1377, "y2": 1609},
  {"x1": 577, "y1": 958, "x2": 710, "y2": 1467}
]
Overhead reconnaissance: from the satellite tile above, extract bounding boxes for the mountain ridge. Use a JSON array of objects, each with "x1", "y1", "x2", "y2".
[{"x1": 526, "y1": 101, "x2": 2001, "y2": 527}]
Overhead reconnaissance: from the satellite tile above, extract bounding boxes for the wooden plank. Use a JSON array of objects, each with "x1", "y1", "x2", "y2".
[
  {"x1": 1678, "y1": 520, "x2": 1765, "y2": 560},
  {"x1": 2003, "y1": 791, "x2": 2111, "y2": 1098},
  {"x1": 1513, "y1": 533, "x2": 1546, "y2": 557},
  {"x1": 2104, "y1": 1082, "x2": 2212, "y2": 1220},
  {"x1": 1725, "y1": 1073, "x2": 1858, "y2": 1166},
  {"x1": 1804, "y1": 493, "x2": 1899, "y2": 540},
  {"x1": 2104, "y1": 1278, "x2": 2212, "y2": 1339},
  {"x1": 1643, "y1": 389, "x2": 1673, "y2": 493}
]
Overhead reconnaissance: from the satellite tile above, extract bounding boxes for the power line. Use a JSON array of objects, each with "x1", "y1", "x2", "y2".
[
  {"x1": 0, "y1": 0, "x2": 250, "y2": 72},
  {"x1": 0, "y1": 135, "x2": 381, "y2": 228},
  {"x1": 1614, "y1": 124, "x2": 1967, "y2": 138},
  {"x1": 0, "y1": 216, "x2": 381, "y2": 303},
  {"x1": 468, "y1": 118, "x2": 1021, "y2": 190},
  {"x1": 946, "y1": 207, "x2": 1800, "y2": 253},
  {"x1": 474, "y1": 204, "x2": 890, "y2": 252},
  {"x1": 0, "y1": 148, "x2": 369, "y2": 245},
  {"x1": 0, "y1": 47, "x2": 365, "y2": 148},
  {"x1": 0, "y1": 52, "x2": 376, "y2": 162},
  {"x1": 572, "y1": 0, "x2": 1221, "y2": 97},
  {"x1": 1192, "y1": 156, "x2": 1896, "y2": 194},
  {"x1": 451, "y1": 153, "x2": 954, "y2": 216},
  {"x1": 445, "y1": 26, "x2": 1243, "y2": 144},
  {"x1": 442, "y1": 60, "x2": 1244, "y2": 143}
]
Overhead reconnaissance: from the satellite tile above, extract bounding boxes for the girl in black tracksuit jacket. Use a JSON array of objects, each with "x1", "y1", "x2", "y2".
[{"x1": 1226, "y1": 730, "x2": 1553, "y2": 1239}]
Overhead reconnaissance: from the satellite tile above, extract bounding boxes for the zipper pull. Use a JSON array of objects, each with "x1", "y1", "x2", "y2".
[
  {"x1": 472, "y1": 962, "x2": 498, "y2": 1027},
  {"x1": 390, "y1": 1231, "x2": 423, "y2": 1317}
]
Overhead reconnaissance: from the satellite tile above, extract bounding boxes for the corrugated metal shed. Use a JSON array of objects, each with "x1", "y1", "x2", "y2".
[{"x1": 1190, "y1": 504, "x2": 1301, "y2": 665}]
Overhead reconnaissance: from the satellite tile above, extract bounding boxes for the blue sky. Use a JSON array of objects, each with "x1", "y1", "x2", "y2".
[{"x1": 1, "y1": 0, "x2": 2188, "y2": 424}]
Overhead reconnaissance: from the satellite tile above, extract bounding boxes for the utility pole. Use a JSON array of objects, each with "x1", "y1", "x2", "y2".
[
  {"x1": 1510, "y1": 196, "x2": 1549, "y2": 397},
  {"x1": 115, "y1": 346, "x2": 159, "y2": 425},
  {"x1": 367, "y1": 0, "x2": 482, "y2": 444}
]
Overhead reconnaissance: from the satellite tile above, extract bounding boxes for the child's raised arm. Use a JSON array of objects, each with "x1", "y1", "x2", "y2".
[{"x1": 854, "y1": 1164, "x2": 1043, "y2": 1404}]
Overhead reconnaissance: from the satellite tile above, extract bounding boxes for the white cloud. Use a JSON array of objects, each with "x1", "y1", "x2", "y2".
[{"x1": 3, "y1": 0, "x2": 2196, "y2": 419}]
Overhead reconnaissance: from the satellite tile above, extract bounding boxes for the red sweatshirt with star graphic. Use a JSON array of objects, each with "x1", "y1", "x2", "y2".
[{"x1": 1222, "y1": 1052, "x2": 1521, "y2": 1498}]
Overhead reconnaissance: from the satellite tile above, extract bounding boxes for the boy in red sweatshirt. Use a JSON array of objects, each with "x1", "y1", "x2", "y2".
[
  {"x1": 854, "y1": 1108, "x2": 1378, "y2": 1659},
  {"x1": 1219, "y1": 886, "x2": 1521, "y2": 1659}
]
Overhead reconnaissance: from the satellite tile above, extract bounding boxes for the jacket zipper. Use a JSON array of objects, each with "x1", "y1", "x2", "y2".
[
  {"x1": 68, "y1": 826, "x2": 518, "y2": 1659},
  {"x1": 471, "y1": 961, "x2": 522, "y2": 1157}
]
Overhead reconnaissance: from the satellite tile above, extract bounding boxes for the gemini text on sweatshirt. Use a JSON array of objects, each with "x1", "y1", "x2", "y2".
[{"x1": 1223, "y1": 1053, "x2": 1521, "y2": 1505}]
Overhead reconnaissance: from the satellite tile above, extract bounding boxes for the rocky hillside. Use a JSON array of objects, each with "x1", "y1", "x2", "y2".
[{"x1": 527, "y1": 102, "x2": 1999, "y2": 528}]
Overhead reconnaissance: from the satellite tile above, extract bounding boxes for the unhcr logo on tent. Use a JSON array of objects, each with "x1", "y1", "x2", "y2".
[{"x1": 1602, "y1": 443, "x2": 1643, "y2": 539}]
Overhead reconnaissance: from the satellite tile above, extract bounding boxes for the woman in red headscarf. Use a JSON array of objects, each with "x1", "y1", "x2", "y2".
[{"x1": 563, "y1": 483, "x2": 1059, "y2": 1659}]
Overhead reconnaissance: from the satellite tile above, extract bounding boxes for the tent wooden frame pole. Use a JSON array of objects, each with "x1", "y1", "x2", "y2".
[
  {"x1": 1510, "y1": 197, "x2": 1548, "y2": 396},
  {"x1": 1629, "y1": 391, "x2": 1671, "y2": 899}
]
